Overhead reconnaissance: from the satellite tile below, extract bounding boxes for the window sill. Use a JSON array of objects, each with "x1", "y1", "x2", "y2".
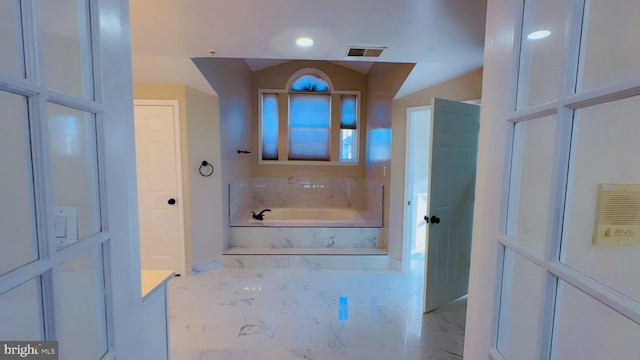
[{"x1": 258, "y1": 160, "x2": 359, "y2": 166}]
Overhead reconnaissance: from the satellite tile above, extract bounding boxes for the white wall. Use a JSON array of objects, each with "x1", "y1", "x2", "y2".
[
  {"x1": 193, "y1": 58, "x2": 254, "y2": 252},
  {"x1": 365, "y1": 62, "x2": 415, "y2": 250},
  {"x1": 133, "y1": 83, "x2": 225, "y2": 270},
  {"x1": 184, "y1": 86, "x2": 225, "y2": 264}
]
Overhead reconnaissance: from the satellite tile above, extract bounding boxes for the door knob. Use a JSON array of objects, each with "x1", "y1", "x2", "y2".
[
  {"x1": 168, "y1": 198, "x2": 176, "y2": 205},
  {"x1": 430, "y1": 215, "x2": 440, "y2": 224}
]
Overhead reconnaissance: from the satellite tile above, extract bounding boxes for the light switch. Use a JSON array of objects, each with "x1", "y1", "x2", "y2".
[
  {"x1": 53, "y1": 206, "x2": 78, "y2": 248},
  {"x1": 55, "y1": 215, "x2": 67, "y2": 238}
]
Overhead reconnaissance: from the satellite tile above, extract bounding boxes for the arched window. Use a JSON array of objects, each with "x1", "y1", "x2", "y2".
[{"x1": 259, "y1": 69, "x2": 360, "y2": 163}]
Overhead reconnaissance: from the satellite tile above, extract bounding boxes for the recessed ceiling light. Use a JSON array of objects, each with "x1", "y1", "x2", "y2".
[
  {"x1": 296, "y1": 37, "x2": 314, "y2": 47},
  {"x1": 527, "y1": 30, "x2": 551, "y2": 40}
]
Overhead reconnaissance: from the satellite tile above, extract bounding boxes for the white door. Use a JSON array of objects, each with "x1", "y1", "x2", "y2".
[
  {"x1": 134, "y1": 101, "x2": 185, "y2": 275},
  {"x1": 424, "y1": 98, "x2": 480, "y2": 313},
  {"x1": 0, "y1": 0, "x2": 142, "y2": 358}
]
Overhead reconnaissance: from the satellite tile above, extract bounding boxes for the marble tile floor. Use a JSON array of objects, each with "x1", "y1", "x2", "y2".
[{"x1": 167, "y1": 258, "x2": 467, "y2": 359}]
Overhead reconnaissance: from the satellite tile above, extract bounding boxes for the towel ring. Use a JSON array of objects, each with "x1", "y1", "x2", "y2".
[{"x1": 199, "y1": 161, "x2": 214, "y2": 177}]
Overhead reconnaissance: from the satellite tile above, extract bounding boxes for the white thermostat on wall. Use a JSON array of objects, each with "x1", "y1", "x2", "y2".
[{"x1": 593, "y1": 184, "x2": 640, "y2": 247}]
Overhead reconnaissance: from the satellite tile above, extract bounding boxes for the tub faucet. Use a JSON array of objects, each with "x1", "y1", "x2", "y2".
[{"x1": 251, "y1": 209, "x2": 271, "y2": 221}]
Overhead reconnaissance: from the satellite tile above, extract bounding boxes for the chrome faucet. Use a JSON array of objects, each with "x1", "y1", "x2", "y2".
[{"x1": 251, "y1": 209, "x2": 271, "y2": 221}]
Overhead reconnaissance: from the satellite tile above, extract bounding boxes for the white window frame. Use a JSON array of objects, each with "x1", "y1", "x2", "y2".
[{"x1": 257, "y1": 69, "x2": 361, "y2": 165}]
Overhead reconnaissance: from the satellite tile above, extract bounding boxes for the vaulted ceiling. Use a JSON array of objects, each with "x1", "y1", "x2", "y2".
[{"x1": 129, "y1": 0, "x2": 487, "y2": 98}]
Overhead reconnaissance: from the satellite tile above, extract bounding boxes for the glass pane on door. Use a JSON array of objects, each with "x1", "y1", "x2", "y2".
[
  {"x1": 562, "y1": 95, "x2": 640, "y2": 303},
  {"x1": 518, "y1": 0, "x2": 572, "y2": 107},
  {"x1": 47, "y1": 103, "x2": 101, "y2": 248},
  {"x1": 0, "y1": 90, "x2": 38, "y2": 275},
  {"x1": 506, "y1": 115, "x2": 559, "y2": 254},
  {"x1": 580, "y1": 0, "x2": 640, "y2": 91},
  {"x1": 553, "y1": 280, "x2": 640, "y2": 359},
  {"x1": 0, "y1": 0, "x2": 23, "y2": 77},
  {"x1": 496, "y1": 248, "x2": 546, "y2": 360},
  {"x1": 38, "y1": 0, "x2": 94, "y2": 98},
  {"x1": 0, "y1": 278, "x2": 44, "y2": 340},
  {"x1": 58, "y1": 246, "x2": 108, "y2": 359}
]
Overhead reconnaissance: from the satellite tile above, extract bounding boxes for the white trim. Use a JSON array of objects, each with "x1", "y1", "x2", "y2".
[
  {"x1": 489, "y1": 347, "x2": 507, "y2": 360},
  {"x1": 498, "y1": 232, "x2": 640, "y2": 326},
  {"x1": 490, "y1": 244, "x2": 506, "y2": 352},
  {"x1": 388, "y1": 258, "x2": 403, "y2": 273},
  {"x1": 549, "y1": 262, "x2": 640, "y2": 325},
  {"x1": 257, "y1": 87, "x2": 362, "y2": 165},
  {"x1": 133, "y1": 99, "x2": 187, "y2": 276},
  {"x1": 257, "y1": 89, "x2": 286, "y2": 163},
  {"x1": 285, "y1": 67, "x2": 335, "y2": 92},
  {"x1": 402, "y1": 105, "x2": 431, "y2": 272},
  {"x1": 258, "y1": 160, "x2": 360, "y2": 166},
  {"x1": 462, "y1": 98, "x2": 482, "y2": 105}
]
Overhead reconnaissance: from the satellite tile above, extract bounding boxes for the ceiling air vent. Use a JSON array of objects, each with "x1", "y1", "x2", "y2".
[{"x1": 347, "y1": 47, "x2": 386, "y2": 57}]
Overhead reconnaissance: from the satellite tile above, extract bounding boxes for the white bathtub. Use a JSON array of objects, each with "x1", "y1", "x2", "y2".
[{"x1": 246, "y1": 207, "x2": 376, "y2": 227}]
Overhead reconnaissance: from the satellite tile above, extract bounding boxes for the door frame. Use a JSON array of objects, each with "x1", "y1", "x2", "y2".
[
  {"x1": 403, "y1": 105, "x2": 431, "y2": 272},
  {"x1": 402, "y1": 100, "x2": 481, "y2": 273},
  {"x1": 133, "y1": 99, "x2": 187, "y2": 276}
]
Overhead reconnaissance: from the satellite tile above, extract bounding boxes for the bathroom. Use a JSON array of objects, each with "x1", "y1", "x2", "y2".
[{"x1": 134, "y1": 58, "x2": 421, "y2": 273}]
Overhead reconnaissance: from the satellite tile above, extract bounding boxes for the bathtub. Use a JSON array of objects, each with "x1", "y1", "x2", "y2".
[{"x1": 246, "y1": 208, "x2": 375, "y2": 227}]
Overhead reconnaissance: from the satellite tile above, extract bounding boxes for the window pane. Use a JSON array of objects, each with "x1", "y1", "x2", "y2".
[
  {"x1": 0, "y1": 278, "x2": 44, "y2": 341},
  {"x1": 340, "y1": 95, "x2": 357, "y2": 129},
  {"x1": 562, "y1": 95, "x2": 640, "y2": 302},
  {"x1": 289, "y1": 94, "x2": 330, "y2": 128},
  {"x1": 0, "y1": 0, "x2": 23, "y2": 77},
  {"x1": 289, "y1": 128, "x2": 330, "y2": 161},
  {"x1": 289, "y1": 95, "x2": 330, "y2": 160},
  {"x1": 39, "y1": 0, "x2": 94, "y2": 98},
  {"x1": 261, "y1": 93, "x2": 278, "y2": 160},
  {"x1": 553, "y1": 281, "x2": 640, "y2": 359},
  {"x1": 506, "y1": 115, "x2": 558, "y2": 254},
  {"x1": 47, "y1": 103, "x2": 101, "y2": 246},
  {"x1": 59, "y1": 246, "x2": 108, "y2": 359},
  {"x1": 339, "y1": 129, "x2": 356, "y2": 162},
  {"x1": 581, "y1": 0, "x2": 640, "y2": 91},
  {"x1": 496, "y1": 249, "x2": 545, "y2": 360},
  {"x1": 290, "y1": 74, "x2": 329, "y2": 92},
  {"x1": 0, "y1": 91, "x2": 38, "y2": 275},
  {"x1": 518, "y1": 0, "x2": 572, "y2": 107}
]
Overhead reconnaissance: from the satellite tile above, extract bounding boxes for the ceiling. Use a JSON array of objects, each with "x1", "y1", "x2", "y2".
[{"x1": 129, "y1": 0, "x2": 487, "y2": 98}]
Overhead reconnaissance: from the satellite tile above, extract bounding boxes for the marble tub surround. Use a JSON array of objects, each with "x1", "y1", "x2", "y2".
[
  {"x1": 229, "y1": 177, "x2": 383, "y2": 227},
  {"x1": 229, "y1": 227, "x2": 382, "y2": 249},
  {"x1": 222, "y1": 252, "x2": 389, "y2": 271},
  {"x1": 167, "y1": 266, "x2": 466, "y2": 359}
]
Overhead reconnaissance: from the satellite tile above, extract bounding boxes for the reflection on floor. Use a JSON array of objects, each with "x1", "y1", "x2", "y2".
[{"x1": 167, "y1": 259, "x2": 467, "y2": 359}]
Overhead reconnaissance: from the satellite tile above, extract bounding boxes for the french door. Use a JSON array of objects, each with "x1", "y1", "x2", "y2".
[
  {"x1": 0, "y1": 0, "x2": 142, "y2": 358},
  {"x1": 492, "y1": 0, "x2": 640, "y2": 359}
]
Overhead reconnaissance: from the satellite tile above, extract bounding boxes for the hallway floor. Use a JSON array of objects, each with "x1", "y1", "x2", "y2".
[{"x1": 167, "y1": 256, "x2": 466, "y2": 360}]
